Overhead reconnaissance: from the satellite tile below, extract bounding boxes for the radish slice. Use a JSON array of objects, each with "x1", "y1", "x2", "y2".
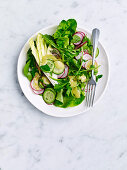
[
  {"x1": 30, "y1": 79, "x2": 42, "y2": 91},
  {"x1": 73, "y1": 32, "x2": 84, "y2": 45},
  {"x1": 75, "y1": 52, "x2": 92, "y2": 68},
  {"x1": 75, "y1": 52, "x2": 83, "y2": 60},
  {"x1": 78, "y1": 31, "x2": 85, "y2": 37},
  {"x1": 75, "y1": 52, "x2": 92, "y2": 60},
  {"x1": 83, "y1": 53, "x2": 92, "y2": 60},
  {"x1": 57, "y1": 69, "x2": 65, "y2": 78},
  {"x1": 82, "y1": 54, "x2": 92, "y2": 68},
  {"x1": 60, "y1": 65, "x2": 69, "y2": 78},
  {"x1": 32, "y1": 89, "x2": 44, "y2": 95},
  {"x1": 75, "y1": 41, "x2": 87, "y2": 49}
]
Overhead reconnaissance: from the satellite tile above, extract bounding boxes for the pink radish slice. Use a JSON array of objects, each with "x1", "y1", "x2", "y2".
[
  {"x1": 75, "y1": 41, "x2": 87, "y2": 49},
  {"x1": 82, "y1": 54, "x2": 92, "y2": 68},
  {"x1": 83, "y1": 53, "x2": 92, "y2": 60},
  {"x1": 73, "y1": 32, "x2": 84, "y2": 45},
  {"x1": 75, "y1": 52, "x2": 83, "y2": 60},
  {"x1": 30, "y1": 79, "x2": 42, "y2": 91},
  {"x1": 60, "y1": 65, "x2": 69, "y2": 78},
  {"x1": 75, "y1": 52, "x2": 92, "y2": 61},
  {"x1": 32, "y1": 89, "x2": 44, "y2": 95},
  {"x1": 57, "y1": 69, "x2": 65, "y2": 78},
  {"x1": 78, "y1": 31, "x2": 85, "y2": 36}
]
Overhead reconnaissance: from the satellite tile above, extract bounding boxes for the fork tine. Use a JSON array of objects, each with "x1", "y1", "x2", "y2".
[
  {"x1": 87, "y1": 84, "x2": 91, "y2": 107},
  {"x1": 86, "y1": 84, "x2": 89, "y2": 107},
  {"x1": 88, "y1": 85, "x2": 93, "y2": 107},
  {"x1": 91, "y1": 85, "x2": 96, "y2": 106},
  {"x1": 87, "y1": 85, "x2": 91, "y2": 107}
]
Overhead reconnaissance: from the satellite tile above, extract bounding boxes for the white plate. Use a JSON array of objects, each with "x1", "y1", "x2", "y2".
[{"x1": 17, "y1": 25, "x2": 109, "y2": 117}]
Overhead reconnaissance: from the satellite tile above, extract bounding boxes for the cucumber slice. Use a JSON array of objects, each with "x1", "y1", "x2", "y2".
[
  {"x1": 40, "y1": 55, "x2": 57, "y2": 66},
  {"x1": 40, "y1": 59, "x2": 54, "y2": 73},
  {"x1": 46, "y1": 88, "x2": 56, "y2": 94},
  {"x1": 38, "y1": 81, "x2": 44, "y2": 89},
  {"x1": 41, "y1": 76, "x2": 51, "y2": 85},
  {"x1": 53, "y1": 61, "x2": 65, "y2": 75},
  {"x1": 43, "y1": 88, "x2": 56, "y2": 104},
  {"x1": 46, "y1": 59, "x2": 54, "y2": 72}
]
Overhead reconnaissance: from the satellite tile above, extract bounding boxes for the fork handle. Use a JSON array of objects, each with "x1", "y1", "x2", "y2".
[{"x1": 91, "y1": 28, "x2": 100, "y2": 77}]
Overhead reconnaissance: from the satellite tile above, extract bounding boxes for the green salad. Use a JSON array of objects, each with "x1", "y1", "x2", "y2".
[{"x1": 23, "y1": 19, "x2": 103, "y2": 108}]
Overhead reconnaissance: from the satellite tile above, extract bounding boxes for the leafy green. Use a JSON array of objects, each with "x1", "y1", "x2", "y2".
[
  {"x1": 96, "y1": 74, "x2": 103, "y2": 82},
  {"x1": 23, "y1": 60, "x2": 32, "y2": 81},
  {"x1": 29, "y1": 38, "x2": 40, "y2": 65},
  {"x1": 54, "y1": 81, "x2": 68, "y2": 90},
  {"x1": 53, "y1": 19, "x2": 77, "y2": 48},
  {"x1": 41, "y1": 34, "x2": 58, "y2": 49},
  {"x1": 66, "y1": 85, "x2": 72, "y2": 96},
  {"x1": 36, "y1": 33, "x2": 47, "y2": 61},
  {"x1": 54, "y1": 94, "x2": 85, "y2": 108},
  {"x1": 56, "y1": 89, "x2": 64, "y2": 103},
  {"x1": 56, "y1": 37, "x2": 69, "y2": 48},
  {"x1": 40, "y1": 65, "x2": 50, "y2": 72},
  {"x1": 23, "y1": 49, "x2": 37, "y2": 80}
]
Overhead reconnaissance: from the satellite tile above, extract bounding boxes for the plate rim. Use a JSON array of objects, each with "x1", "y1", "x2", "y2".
[{"x1": 17, "y1": 25, "x2": 110, "y2": 117}]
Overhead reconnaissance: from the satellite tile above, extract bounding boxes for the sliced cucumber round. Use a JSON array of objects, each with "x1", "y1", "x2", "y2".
[
  {"x1": 46, "y1": 59, "x2": 54, "y2": 72},
  {"x1": 41, "y1": 76, "x2": 51, "y2": 85},
  {"x1": 43, "y1": 88, "x2": 56, "y2": 104},
  {"x1": 38, "y1": 81, "x2": 44, "y2": 89},
  {"x1": 46, "y1": 88, "x2": 56, "y2": 94},
  {"x1": 53, "y1": 61, "x2": 65, "y2": 75}
]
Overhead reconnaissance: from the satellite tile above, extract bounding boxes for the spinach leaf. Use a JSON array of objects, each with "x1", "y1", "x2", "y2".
[
  {"x1": 56, "y1": 37, "x2": 69, "y2": 48},
  {"x1": 67, "y1": 19, "x2": 77, "y2": 32},
  {"x1": 53, "y1": 19, "x2": 77, "y2": 48},
  {"x1": 96, "y1": 74, "x2": 103, "y2": 82}
]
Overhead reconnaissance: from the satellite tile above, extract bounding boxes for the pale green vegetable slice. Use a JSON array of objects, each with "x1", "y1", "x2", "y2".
[
  {"x1": 56, "y1": 89, "x2": 63, "y2": 103},
  {"x1": 72, "y1": 87, "x2": 81, "y2": 98},
  {"x1": 47, "y1": 45, "x2": 53, "y2": 55},
  {"x1": 29, "y1": 38, "x2": 40, "y2": 65},
  {"x1": 53, "y1": 61, "x2": 65, "y2": 75}
]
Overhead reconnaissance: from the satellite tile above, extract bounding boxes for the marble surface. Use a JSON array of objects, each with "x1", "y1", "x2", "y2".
[{"x1": 0, "y1": 0, "x2": 127, "y2": 169}]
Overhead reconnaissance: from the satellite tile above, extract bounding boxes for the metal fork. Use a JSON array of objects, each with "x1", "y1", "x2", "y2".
[{"x1": 86, "y1": 28, "x2": 100, "y2": 107}]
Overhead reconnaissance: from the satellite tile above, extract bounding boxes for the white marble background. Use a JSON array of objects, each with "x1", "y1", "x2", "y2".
[{"x1": 0, "y1": 0, "x2": 127, "y2": 169}]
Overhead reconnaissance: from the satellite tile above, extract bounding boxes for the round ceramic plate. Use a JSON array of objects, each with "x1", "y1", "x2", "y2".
[{"x1": 17, "y1": 25, "x2": 109, "y2": 117}]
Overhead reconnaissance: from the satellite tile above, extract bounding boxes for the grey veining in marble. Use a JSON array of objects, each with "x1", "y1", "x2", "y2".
[{"x1": 0, "y1": 0, "x2": 127, "y2": 170}]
